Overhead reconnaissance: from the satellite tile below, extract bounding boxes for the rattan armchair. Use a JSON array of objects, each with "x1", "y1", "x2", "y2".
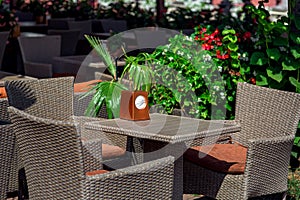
[
  {"x1": 183, "y1": 82, "x2": 300, "y2": 199},
  {"x1": 0, "y1": 98, "x2": 16, "y2": 200},
  {"x1": 8, "y1": 106, "x2": 174, "y2": 199},
  {"x1": 4, "y1": 77, "x2": 133, "y2": 195}
]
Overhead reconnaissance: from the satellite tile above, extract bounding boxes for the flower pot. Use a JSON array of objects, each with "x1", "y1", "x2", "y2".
[
  {"x1": 11, "y1": 24, "x2": 20, "y2": 38},
  {"x1": 119, "y1": 90, "x2": 150, "y2": 121},
  {"x1": 35, "y1": 15, "x2": 45, "y2": 24}
]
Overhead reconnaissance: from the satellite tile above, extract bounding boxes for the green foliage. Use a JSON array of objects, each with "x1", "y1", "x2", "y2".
[
  {"x1": 243, "y1": 4, "x2": 300, "y2": 92},
  {"x1": 146, "y1": 33, "x2": 228, "y2": 119},
  {"x1": 287, "y1": 169, "x2": 300, "y2": 200},
  {"x1": 85, "y1": 35, "x2": 116, "y2": 79},
  {"x1": 0, "y1": 3, "x2": 18, "y2": 35},
  {"x1": 84, "y1": 81, "x2": 127, "y2": 118},
  {"x1": 84, "y1": 35, "x2": 154, "y2": 119},
  {"x1": 121, "y1": 52, "x2": 155, "y2": 92}
]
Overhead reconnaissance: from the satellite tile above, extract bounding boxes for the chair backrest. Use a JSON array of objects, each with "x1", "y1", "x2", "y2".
[
  {"x1": 48, "y1": 29, "x2": 81, "y2": 56},
  {"x1": 8, "y1": 106, "x2": 84, "y2": 198},
  {"x1": 92, "y1": 19, "x2": 127, "y2": 33},
  {"x1": 5, "y1": 77, "x2": 74, "y2": 121},
  {"x1": 67, "y1": 20, "x2": 92, "y2": 40},
  {"x1": 47, "y1": 18, "x2": 75, "y2": 30},
  {"x1": 18, "y1": 35, "x2": 61, "y2": 64},
  {"x1": 14, "y1": 11, "x2": 34, "y2": 22},
  {"x1": 234, "y1": 82, "x2": 300, "y2": 144},
  {"x1": 0, "y1": 31, "x2": 9, "y2": 70}
]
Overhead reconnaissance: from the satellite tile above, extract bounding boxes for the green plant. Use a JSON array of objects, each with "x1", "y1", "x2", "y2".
[
  {"x1": 83, "y1": 35, "x2": 154, "y2": 119},
  {"x1": 29, "y1": 0, "x2": 46, "y2": 17},
  {"x1": 146, "y1": 33, "x2": 229, "y2": 119},
  {"x1": 287, "y1": 168, "x2": 300, "y2": 200},
  {"x1": 192, "y1": 25, "x2": 251, "y2": 119},
  {"x1": 243, "y1": 4, "x2": 297, "y2": 91},
  {"x1": 0, "y1": 2, "x2": 18, "y2": 35},
  {"x1": 121, "y1": 52, "x2": 154, "y2": 92},
  {"x1": 83, "y1": 35, "x2": 127, "y2": 119}
]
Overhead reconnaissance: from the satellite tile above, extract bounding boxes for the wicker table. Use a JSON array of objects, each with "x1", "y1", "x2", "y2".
[{"x1": 85, "y1": 113, "x2": 241, "y2": 200}]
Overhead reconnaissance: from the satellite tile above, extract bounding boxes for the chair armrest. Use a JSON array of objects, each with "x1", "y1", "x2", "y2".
[
  {"x1": 0, "y1": 124, "x2": 18, "y2": 193},
  {"x1": 189, "y1": 120, "x2": 240, "y2": 146},
  {"x1": 72, "y1": 115, "x2": 107, "y2": 138},
  {"x1": 79, "y1": 117, "x2": 127, "y2": 149},
  {"x1": 0, "y1": 98, "x2": 9, "y2": 121},
  {"x1": 24, "y1": 61, "x2": 52, "y2": 78},
  {"x1": 209, "y1": 119, "x2": 239, "y2": 125},
  {"x1": 81, "y1": 138, "x2": 103, "y2": 173},
  {"x1": 245, "y1": 134, "x2": 295, "y2": 196},
  {"x1": 84, "y1": 156, "x2": 174, "y2": 199}
]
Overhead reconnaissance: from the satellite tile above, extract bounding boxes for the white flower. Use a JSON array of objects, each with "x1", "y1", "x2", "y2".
[
  {"x1": 186, "y1": 36, "x2": 193, "y2": 42},
  {"x1": 220, "y1": 92, "x2": 225, "y2": 100},
  {"x1": 218, "y1": 66, "x2": 222, "y2": 72},
  {"x1": 213, "y1": 86, "x2": 220, "y2": 91},
  {"x1": 279, "y1": 46, "x2": 286, "y2": 52},
  {"x1": 203, "y1": 54, "x2": 211, "y2": 62},
  {"x1": 177, "y1": 51, "x2": 184, "y2": 56}
]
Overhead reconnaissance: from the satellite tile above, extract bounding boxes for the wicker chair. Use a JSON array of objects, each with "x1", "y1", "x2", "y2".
[
  {"x1": 5, "y1": 77, "x2": 132, "y2": 195},
  {"x1": 8, "y1": 106, "x2": 174, "y2": 199},
  {"x1": 18, "y1": 35, "x2": 62, "y2": 78},
  {"x1": 0, "y1": 98, "x2": 17, "y2": 200},
  {"x1": 0, "y1": 31, "x2": 9, "y2": 70},
  {"x1": 183, "y1": 82, "x2": 300, "y2": 199}
]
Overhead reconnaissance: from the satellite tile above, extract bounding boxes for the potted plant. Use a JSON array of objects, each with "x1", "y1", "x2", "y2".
[
  {"x1": 29, "y1": 0, "x2": 46, "y2": 24},
  {"x1": 0, "y1": 2, "x2": 19, "y2": 38},
  {"x1": 83, "y1": 35, "x2": 154, "y2": 119},
  {"x1": 119, "y1": 52, "x2": 154, "y2": 120}
]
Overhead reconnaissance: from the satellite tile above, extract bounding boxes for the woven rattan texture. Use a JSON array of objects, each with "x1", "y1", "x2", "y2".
[
  {"x1": 183, "y1": 82, "x2": 300, "y2": 199},
  {"x1": 0, "y1": 98, "x2": 9, "y2": 121},
  {"x1": 5, "y1": 77, "x2": 74, "y2": 121},
  {"x1": 0, "y1": 123, "x2": 15, "y2": 200}
]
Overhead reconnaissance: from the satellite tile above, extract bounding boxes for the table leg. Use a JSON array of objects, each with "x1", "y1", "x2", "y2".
[{"x1": 143, "y1": 140, "x2": 187, "y2": 200}]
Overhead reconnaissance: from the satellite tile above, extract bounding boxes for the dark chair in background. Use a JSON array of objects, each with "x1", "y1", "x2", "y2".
[
  {"x1": 18, "y1": 35, "x2": 61, "y2": 78},
  {"x1": 47, "y1": 29, "x2": 80, "y2": 56},
  {"x1": 47, "y1": 18, "x2": 75, "y2": 30},
  {"x1": 0, "y1": 31, "x2": 10, "y2": 70},
  {"x1": 92, "y1": 19, "x2": 127, "y2": 33}
]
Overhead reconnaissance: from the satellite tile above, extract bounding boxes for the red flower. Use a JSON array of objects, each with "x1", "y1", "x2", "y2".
[
  {"x1": 249, "y1": 77, "x2": 256, "y2": 85},
  {"x1": 202, "y1": 43, "x2": 213, "y2": 50},
  {"x1": 243, "y1": 32, "x2": 251, "y2": 40},
  {"x1": 216, "y1": 50, "x2": 229, "y2": 60}
]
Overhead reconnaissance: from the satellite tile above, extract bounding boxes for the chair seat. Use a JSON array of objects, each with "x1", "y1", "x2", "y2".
[
  {"x1": 102, "y1": 144, "x2": 126, "y2": 159},
  {"x1": 184, "y1": 143, "x2": 247, "y2": 174},
  {"x1": 86, "y1": 169, "x2": 109, "y2": 176},
  {"x1": 0, "y1": 87, "x2": 7, "y2": 98},
  {"x1": 74, "y1": 80, "x2": 102, "y2": 92}
]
